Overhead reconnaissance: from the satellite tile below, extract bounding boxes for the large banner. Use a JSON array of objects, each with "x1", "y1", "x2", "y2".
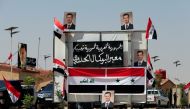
[
  {"x1": 68, "y1": 67, "x2": 145, "y2": 94},
  {"x1": 26, "y1": 57, "x2": 36, "y2": 67},
  {"x1": 73, "y1": 41, "x2": 123, "y2": 67},
  {"x1": 18, "y1": 43, "x2": 27, "y2": 69}
]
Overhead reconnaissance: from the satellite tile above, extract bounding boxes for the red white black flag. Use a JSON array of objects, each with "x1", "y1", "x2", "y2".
[
  {"x1": 146, "y1": 18, "x2": 157, "y2": 40},
  {"x1": 54, "y1": 17, "x2": 64, "y2": 39},
  {"x1": 3, "y1": 76, "x2": 21, "y2": 103},
  {"x1": 147, "y1": 53, "x2": 154, "y2": 86},
  {"x1": 68, "y1": 68, "x2": 146, "y2": 93},
  {"x1": 53, "y1": 58, "x2": 68, "y2": 76}
]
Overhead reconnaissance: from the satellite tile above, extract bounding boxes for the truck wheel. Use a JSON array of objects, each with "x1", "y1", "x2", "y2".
[
  {"x1": 158, "y1": 100, "x2": 161, "y2": 107},
  {"x1": 139, "y1": 104, "x2": 144, "y2": 109},
  {"x1": 167, "y1": 101, "x2": 170, "y2": 108},
  {"x1": 131, "y1": 104, "x2": 133, "y2": 109}
]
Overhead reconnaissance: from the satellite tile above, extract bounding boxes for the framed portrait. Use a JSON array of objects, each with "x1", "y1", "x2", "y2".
[
  {"x1": 101, "y1": 90, "x2": 114, "y2": 109},
  {"x1": 133, "y1": 49, "x2": 147, "y2": 67},
  {"x1": 18, "y1": 43, "x2": 27, "y2": 69},
  {"x1": 120, "y1": 12, "x2": 134, "y2": 30},
  {"x1": 64, "y1": 12, "x2": 76, "y2": 30}
]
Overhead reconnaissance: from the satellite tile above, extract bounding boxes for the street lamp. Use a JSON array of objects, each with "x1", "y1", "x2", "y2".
[
  {"x1": 44, "y1": 55, "x2": 51, "y2": 70},
  {"x1": 173, "y1": 60, "x2": 181, "y2": 84},
  {"x1": 151, "y1": 56, "x2": 160, "y2": 62},
  {"x1": 5, "y1": 27, "x2": 19, "y2": 79},
  {"x1": 173, "y1": 60, "x2": 181, "y2": 67},
  {"x1": 151, "y1": 55, "x2": 160, "y2": 72},
  {"x1": 173, "y1": 60, "x2": 181, "y2": 105}
]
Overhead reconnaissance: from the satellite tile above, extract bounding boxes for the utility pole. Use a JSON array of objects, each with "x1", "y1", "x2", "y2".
[
  {"x1": 44, "y1": 55, "x2": 51, "y2": 70},
  {"x1": 5, "y1": 27, "x2": 19, "y2": 79},
  {"x1": 37, "y1": 37, "x2": 40, "y2": 69}
]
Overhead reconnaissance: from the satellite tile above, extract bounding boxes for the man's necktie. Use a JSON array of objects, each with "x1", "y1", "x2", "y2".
[
  {"x1": 106, "y1": 103, "x2": 109, "y2": 109},
  {"x1": 125, "y1": 25, "x2": 128, "y2": 30},
  {"x1": 138, "y1": 62, "x2": 142, "y2": 66},
  {"x1": 68, "y1": 25, "x2": 71, "y2": 29}
]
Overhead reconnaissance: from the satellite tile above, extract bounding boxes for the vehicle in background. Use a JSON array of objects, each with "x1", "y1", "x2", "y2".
[
  {"x1": 147, "y1": 88, "x2": 169, "y2": 107},
  {"x1": 37, "y1": 83, "x2": 53, "y2": 104}
]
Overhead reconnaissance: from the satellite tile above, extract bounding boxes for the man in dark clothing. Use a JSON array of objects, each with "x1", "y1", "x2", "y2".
[{"x1": 173, "y1": 92, "x2": 177, "y2": 107}]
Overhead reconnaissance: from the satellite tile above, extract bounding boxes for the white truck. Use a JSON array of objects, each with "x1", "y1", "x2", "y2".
[{"x1": 147, "y1": 89, "x2": 169, "y2": 107}]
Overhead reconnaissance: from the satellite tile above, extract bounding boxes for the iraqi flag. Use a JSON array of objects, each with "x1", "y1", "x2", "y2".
[
  {"x1": 3, "y1": 77, "x2": 21, "y2": 103},
  {"x1": 54, "y1": 17, "x2": 64, "y2": 39},
  {"x1": 183, "y1": 82, "x2": 190, "y2": 94},
  {"x1": 146, "y1": 18, "x2": 157, "y2": 40},
  {"x1": 147, "y1": 53, "x2": 155, "y2": 86},
  {"x1": 53, "y1": 58, "x2": 68, "y2": 76},
  {"x1": 68, "y1": 67, "x2": 146, "y2": 94}
]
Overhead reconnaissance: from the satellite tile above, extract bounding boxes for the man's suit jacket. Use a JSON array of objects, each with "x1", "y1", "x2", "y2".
[
  {"x1": 134, "y1": 61, "x2": 147, "y2": 67},
  {"x1": 101, "y1": 102, "x2": 114, "y2": 109},
  {"x1": 64, "y1": 23, "x2": 75, "y2": 29},
  {"x1": 121, "y1": 23, "x2": 133, "y2": 30}
]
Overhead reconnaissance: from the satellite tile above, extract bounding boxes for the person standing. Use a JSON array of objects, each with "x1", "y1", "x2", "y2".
[{"x1": 173, "y1": 92, "x2": 177, "y2": 107}]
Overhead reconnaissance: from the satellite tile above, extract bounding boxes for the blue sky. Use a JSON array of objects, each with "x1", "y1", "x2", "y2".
[{"x1": 0, "y1": 0, "x2": 190, "y2": 83}]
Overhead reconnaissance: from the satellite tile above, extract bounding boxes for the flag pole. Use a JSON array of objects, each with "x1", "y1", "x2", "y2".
[
  {"x1": 147, "y1": 38, "x2": 149, "y2": 88},
  {"x1": 37, "y1": 37, "x2": 40, "y2": 69},
  {"x1": 53, "y1": 21, "x2": 55, "y2": 103}
]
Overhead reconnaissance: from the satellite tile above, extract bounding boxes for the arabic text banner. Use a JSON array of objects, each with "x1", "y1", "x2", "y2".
[{"x1": 73, "y1": 41, "x2": 123, "y2": 67}]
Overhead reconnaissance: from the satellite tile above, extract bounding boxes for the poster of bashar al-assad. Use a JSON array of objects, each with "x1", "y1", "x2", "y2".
[
  {"x1": 64, "y1": 12, "x2": 76, "y2": 30},
  {"x1": 121, "y1": 12, "x2": 133, "y2": 30},
  {"x1": 133, "y1": 49, "x2": 147, "y2": 67},
  {"x1": 18, "y1": 43, "x2": 27, "y2": 69},
  {"x1": 101, "y1": 91, "x2": 114, "y2": 109}
]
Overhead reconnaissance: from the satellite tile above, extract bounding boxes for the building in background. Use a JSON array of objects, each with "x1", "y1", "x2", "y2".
[{"x1": 0, "y1": 63, "x2": 52, "y2": 91}]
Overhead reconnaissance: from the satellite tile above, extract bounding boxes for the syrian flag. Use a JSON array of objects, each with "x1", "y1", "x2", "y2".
[
  {"x1": 184, "y1": 82, "x2": 190, "y2": 94},
  {"x1": 147, "y1": 53, "x2": 155, "y2": 86},
  {"x1": 68, "y1": 67, "x2": 146, "y2": 94},
  {"x1": 146, "y1": 18, "x2": 157, "y2": 40},
  {"x1": 3, "y1": 76, "x2": 21, "y2": 103},
  {"x1": 54, "y1": 17, "x2": 64, "y2": 39},
  {"x1": 53, "y1": 58, "x2": 68, "y2": 76},
  {"x1": 53, "y1": 59, "x2": 68, "y2": 102}
]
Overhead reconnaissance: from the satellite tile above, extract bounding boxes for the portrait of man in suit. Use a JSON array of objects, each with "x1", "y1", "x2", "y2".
[
  {"x1": 101, "y1": 91, "x2": 114, "y2": 109},
  {"x1": 121, "y1": 12, "x2": 133, "y2": 30},
  {"x1": 64, "y1": 12, "x2": 76, "y2": 30},
  {"x1": 18, "y1": 43, "x2": 27, "y2": 69},
  {"x1": 134, "y1": 50, "x2": 147, "y2": 67}
]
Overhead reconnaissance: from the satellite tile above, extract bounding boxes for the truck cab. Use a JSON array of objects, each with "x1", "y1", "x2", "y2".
[{"x1": 147, "y1": 89, "x2": 169, "y2": 107}]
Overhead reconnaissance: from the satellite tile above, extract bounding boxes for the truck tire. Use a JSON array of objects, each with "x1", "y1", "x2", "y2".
[
  {"x1": 158, "y1": 100, "x2": 161, "y2": 107},
  {"x1": 167, "y1": 101, "x2": 170, "y2": 108}
]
